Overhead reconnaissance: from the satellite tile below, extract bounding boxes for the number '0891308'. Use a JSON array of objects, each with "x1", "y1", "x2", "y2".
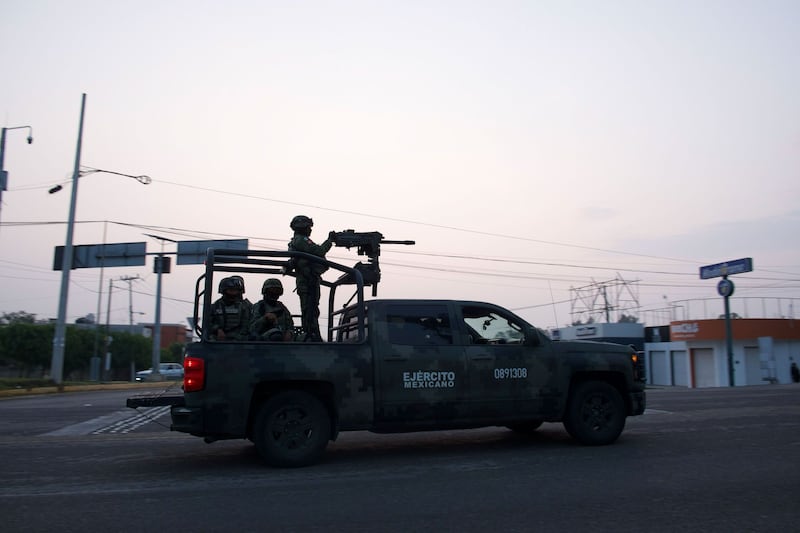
[{"x1": 494, "y1": 367, "x2": 528, "y2": 379}]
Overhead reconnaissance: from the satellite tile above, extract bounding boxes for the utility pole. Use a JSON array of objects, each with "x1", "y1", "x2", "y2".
[
  {"x1": 101, "y1": 275, "x2": 141, "y2": 381},
  {"x1": 0, "y1": 124, "x2": 34, "y2": 233},
  {"x1": 51, "y1": 93, "x2": 87, "y2": 385},
  {"x1": 117, "y1": 275, "x2": 141, "y2": 333}
]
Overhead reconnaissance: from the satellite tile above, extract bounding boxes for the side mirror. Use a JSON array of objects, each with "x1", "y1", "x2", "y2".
[{"x1": 524, "y1": 329, "x2": 541, "y2": 347}]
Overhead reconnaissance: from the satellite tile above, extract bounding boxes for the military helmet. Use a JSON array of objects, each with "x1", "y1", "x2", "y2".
[
  {"x1": 262, "y1": 278, "x2": 284, "y2": 295},
  {"x1": 218, "y1": 276, "x2": 244, "y2": 293},
  {"x1": 230, "y1": 275, "x2": 245, "y2": 293},
  {"x1": 290, "y1": 215, "x2": 313, "y2": 231}
]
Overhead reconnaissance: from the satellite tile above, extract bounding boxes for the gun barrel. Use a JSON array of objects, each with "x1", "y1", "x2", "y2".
[{"x1": 380, "y1": 240, "x2": 415, "y2": 245}]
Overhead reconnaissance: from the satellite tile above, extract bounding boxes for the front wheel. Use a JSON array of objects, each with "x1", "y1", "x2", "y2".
[
  {"x1": 563, "y1": 381, "x2": 626, "y2": 445},
  {"x1": 253, "y1": 391, "x2": 331, "y2": 467}
]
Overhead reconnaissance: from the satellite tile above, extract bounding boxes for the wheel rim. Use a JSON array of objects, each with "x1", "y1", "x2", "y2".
[
  {"x1": 269, "y1": 404, "x2": 315, "y2": 451},
  {"x1": 581, "y1": 393, "x2": 614, "y2": 432}
]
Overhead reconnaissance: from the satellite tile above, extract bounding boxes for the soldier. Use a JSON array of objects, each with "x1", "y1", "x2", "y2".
[
  {"x1": 209, "y1": 276, "x2": 252, "y2": 340},
  {"x1": 230, "y1": 275, "x2": 253, "y2": 307},
  {"x1": 250, "y1": 278, "x2": 294, "y2": 341},
  {"x1": 288, "y1": 215, "x2": 336, "y2": 341}
]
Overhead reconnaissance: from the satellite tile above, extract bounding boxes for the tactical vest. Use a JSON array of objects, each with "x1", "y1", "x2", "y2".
[
  {"x1": 254, "y1": 300, "x2": 292, "y2": 331},
  {"x1": 289, "y1": 236, "x2": 329, "y2": 276},
  {"x1": 214, "y1": 302, "x2": 245, "y2": 333}
]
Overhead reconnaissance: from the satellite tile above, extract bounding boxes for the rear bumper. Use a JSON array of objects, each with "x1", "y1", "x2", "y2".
[
  {"x1": 126, "y1": 395, "x2": 184, "y2": 408},
  {"x1": 628, "y1": 391, "x2": 646, "y2": 416},
  {"x1": 171, "y1": 405, "x2": 205, "y2": 434}
]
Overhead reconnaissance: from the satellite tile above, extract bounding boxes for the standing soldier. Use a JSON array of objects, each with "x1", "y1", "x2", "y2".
[
  {"x1": 250, "y1": 278, "x2": 295, "y2": 341},
  {"x1": 209, "y1": 276, "x2": 252, "y2": 340},
  {"x1": 288, "y1": 215, "x2": 335, "y2": 341}
]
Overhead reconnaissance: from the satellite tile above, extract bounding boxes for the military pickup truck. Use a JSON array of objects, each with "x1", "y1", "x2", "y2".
[{"x1": 128, "y1": 243, "x2": 646, "y2": 467}]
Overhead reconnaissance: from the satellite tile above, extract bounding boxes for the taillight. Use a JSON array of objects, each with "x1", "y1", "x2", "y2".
[{"x1": 184, "y1": 356, "x2": 205, "y2": 392}]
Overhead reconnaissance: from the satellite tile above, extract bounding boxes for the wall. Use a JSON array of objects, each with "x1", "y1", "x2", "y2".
[{"x1": 645, "y1": 320, "x2": 800, "y2": 387}]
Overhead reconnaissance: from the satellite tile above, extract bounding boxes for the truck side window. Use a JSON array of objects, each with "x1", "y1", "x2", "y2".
[
  {"x1": 337, "y1": 308, "x2": 367, "y2": 343},
  {"x1": 461, "y1": 305, "x2": 525, "y2": 345},
  {"x1": 385, "y1": 306, "x2": 452, "y2": 346}
]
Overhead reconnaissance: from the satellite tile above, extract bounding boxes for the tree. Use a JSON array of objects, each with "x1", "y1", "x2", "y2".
[
  {"x1": 618, "y1": 314, "x2": 639, "y2": 323},
  {"x1": 0, "y1": 321, "x2": 154, "y2": 380},
  {"x1": 108, "y1": 331, "x2": 152, "y2": 371},
  {"x1": 0, "y1": 311, "x2": 37, "y2": 325},
  {"x1": 0, "y1": 323, "x2": 52, "y2": 376},
  {"x1": 162, "y1": 341, "x2": 186, "y2": 363}
]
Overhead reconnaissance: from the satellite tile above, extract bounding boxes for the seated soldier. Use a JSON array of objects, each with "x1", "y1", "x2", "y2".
[
  {"x1": 250, "y1": 278, "x2": 294, "y2": 341},
  {"x1": 209, "y1": 276, "x2": 252, "y2": 340}
]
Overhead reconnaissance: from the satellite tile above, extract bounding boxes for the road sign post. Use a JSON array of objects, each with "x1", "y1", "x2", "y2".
[{"x1": 699, "y1": 258, "x2": 753, "y2": 387}]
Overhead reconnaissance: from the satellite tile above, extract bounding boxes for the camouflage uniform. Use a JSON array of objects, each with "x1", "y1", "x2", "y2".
[
  {"x1": 289, "y1": 216, "x2": 333, "y2": 342},
  {"x1": 209, "y1": 297, "x2": 252, "y2": 340},
  {"x1": 250, "y1": 299, "x2": 294, "y2": 341}
]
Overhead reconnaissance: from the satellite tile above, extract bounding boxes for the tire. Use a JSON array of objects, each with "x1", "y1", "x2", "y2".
[
  {"x1": 506, "y1": 420, "x2": 544, "y2": 435},
  {"x1": 563, "y1": 381, "x2": 626, "y2": 445},
  {"x1": 253, "y1": 390, "x2": 331, "y2": 467}
]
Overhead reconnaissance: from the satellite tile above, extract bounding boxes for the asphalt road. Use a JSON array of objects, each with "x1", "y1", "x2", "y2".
[{"x1": 1, "y1": 385, "x2": 799, "y2": 532}]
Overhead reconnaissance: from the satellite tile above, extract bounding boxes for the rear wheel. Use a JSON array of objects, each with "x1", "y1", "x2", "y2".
[
  {"x1": 253, "y1": 391, "x2": 331, "y2": 467},
  {"x1": 563, "y1": 381, "x2": 626, "y2": 445}
]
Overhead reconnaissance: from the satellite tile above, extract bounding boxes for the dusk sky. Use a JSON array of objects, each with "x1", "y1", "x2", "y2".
[{"x1": 1, "y1": 0, "x2": 798, "y2": 332}]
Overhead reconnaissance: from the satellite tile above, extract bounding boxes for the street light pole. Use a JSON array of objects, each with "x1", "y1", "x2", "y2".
[
  {"x1": 0, "y1": 124, "x2": 34, "y2": 232},
  {"x1": 51, "y1": 93, "x2": 87, "y2": 385},
  {"x1": 144, "y1": 233, "x2": 176, "y2": 380}
]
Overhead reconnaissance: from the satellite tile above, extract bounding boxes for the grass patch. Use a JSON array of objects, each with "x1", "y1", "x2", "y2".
[{"x1": 0, "y1": 378, "x2": 60, "y2": 391}]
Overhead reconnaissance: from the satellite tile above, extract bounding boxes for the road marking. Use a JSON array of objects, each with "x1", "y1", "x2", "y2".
[
  {"x1": 93, "y1": 406, "x2": 170, "y2": 434},
  {"x1": 41, "y1": 406, "x2": 170, "y2": 436}
]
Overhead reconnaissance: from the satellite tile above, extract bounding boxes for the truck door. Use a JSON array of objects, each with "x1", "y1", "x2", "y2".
[
  {"x1": 373, "y1": 303, "x2": 467, "y2": 426},
  {"x1": 458, "y1": 303, "x2": 552, "y2": 419}
]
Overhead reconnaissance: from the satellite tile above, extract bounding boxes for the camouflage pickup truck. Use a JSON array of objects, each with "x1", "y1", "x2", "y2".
[{"x1": 129, "y1": 246, "x2": 646, "y2": 467}]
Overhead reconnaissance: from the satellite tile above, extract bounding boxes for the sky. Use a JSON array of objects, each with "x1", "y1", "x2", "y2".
[{"x1": 1, "y1": 0, "x2": 798, "y2": 334}]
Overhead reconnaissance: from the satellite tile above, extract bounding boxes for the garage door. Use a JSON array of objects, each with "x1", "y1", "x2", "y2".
[
  {"x1": 671, "y1": 350, "x2": 688, "y2": 386},
  {"x1": 649, "y1": 350, "x2": 669, "y2": 385},
  {"x1": 692, "y1": 348, "x2": 716, "y2": 388}
]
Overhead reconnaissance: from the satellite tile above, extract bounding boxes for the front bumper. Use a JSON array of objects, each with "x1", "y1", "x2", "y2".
[{"x1": 628, "y1": 391, "x2": 646, "y2": 416}]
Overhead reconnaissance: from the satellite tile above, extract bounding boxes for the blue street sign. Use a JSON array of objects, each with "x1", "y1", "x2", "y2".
[
  {"x1": 53, "y1": 242, "x2": 147, "y2": 270},
  {"x1": 699, "y1": 257, "x2": 753, "y2": 280}
]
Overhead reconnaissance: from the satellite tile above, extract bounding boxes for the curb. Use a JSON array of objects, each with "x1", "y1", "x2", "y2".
[{"x1": 0, "y1": 381, "x2": 177, "y2": 399}]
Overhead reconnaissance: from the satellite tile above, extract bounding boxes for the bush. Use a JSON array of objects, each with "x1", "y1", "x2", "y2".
[{"x1": 0, "y1": 377, "x2": 57, "y2": 391}]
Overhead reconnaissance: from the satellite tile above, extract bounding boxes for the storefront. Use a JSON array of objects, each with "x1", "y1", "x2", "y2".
[{"x1": 645, "y1": 319, "x2": 800, "y2": 387}]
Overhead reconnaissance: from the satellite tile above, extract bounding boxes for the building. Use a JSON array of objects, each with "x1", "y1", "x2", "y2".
[
  {"x1": 645, "y1": 318, "x2": 800, "y2": 387},
  {"x1": 551, "y1": 322, "x2": 645, "y2": 351},
  {"x1": 141, "y1": 323, "x2": 193, "y2": 349}
]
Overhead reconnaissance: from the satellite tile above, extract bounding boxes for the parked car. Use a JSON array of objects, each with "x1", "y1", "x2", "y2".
[{"x1": 135, "y1": 363, "x2": 184, "y2": 382}]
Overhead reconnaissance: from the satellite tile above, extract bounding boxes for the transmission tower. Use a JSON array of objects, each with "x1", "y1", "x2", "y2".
[{"x1": 569, "y1": 275, "x2": 640, "y2": 324}]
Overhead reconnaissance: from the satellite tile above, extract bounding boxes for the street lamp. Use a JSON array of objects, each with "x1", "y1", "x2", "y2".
[
  {"x1": 0, "y1": 124, "x2": 34, "y2": 230},
  {"x1": 50, "y1": 94, "x2": 151, "y2": 385},
  {"x1": 48, "y1": 166, "x2": 152, "y2": 194}
]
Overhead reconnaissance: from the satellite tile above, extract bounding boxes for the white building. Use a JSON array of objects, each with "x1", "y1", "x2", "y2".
[
  {"x1": 645, "y1": 318, "x2": 800, "y2": 387},
  {"x1": 551, "y1": 322, "x2": 645, "y2": 350}
]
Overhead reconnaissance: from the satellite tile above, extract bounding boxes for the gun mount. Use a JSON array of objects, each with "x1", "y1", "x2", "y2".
[{"x1": 331, "y1": 230, "x2": 414, "y2": 296}]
